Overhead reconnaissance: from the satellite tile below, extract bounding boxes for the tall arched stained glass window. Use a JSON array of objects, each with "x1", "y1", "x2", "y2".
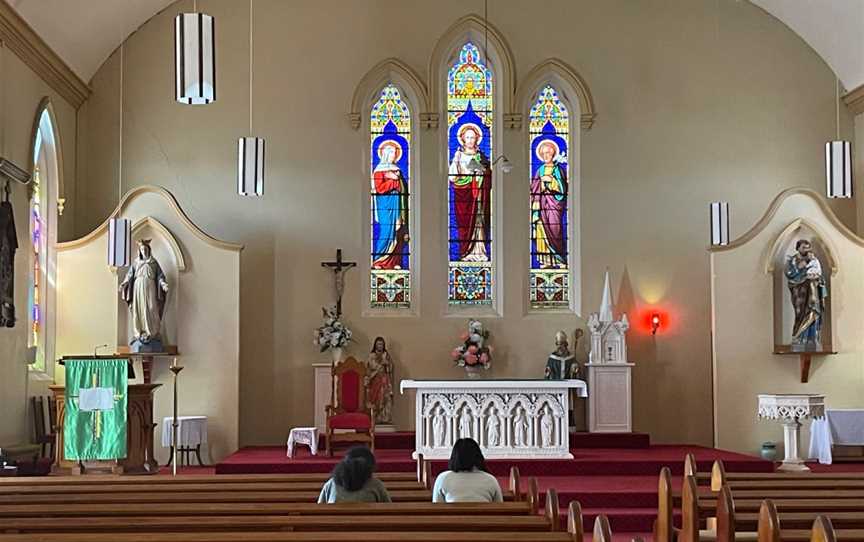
[
  {"x1": 29, "y1": 166, "x2": 43, "y2": 361},
  {"x1": 370, "y1": 84, "x2": 411, "y2": 308},
  {"x1": 529, "y1": 85, "x2": 570, "y2": 309},
  {"x1": 447, "y1": 42, "x2": 493, "y2": 306}
]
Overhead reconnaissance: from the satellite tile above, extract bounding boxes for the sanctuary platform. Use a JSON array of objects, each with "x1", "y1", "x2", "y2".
[{"x1": 215, "y1": 431, "x2": 771, "y2": 535}]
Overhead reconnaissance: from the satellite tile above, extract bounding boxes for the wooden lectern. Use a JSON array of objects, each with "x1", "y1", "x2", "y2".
[{"x1": 52, "y1": 356, "x2": 160, "y2": 475}]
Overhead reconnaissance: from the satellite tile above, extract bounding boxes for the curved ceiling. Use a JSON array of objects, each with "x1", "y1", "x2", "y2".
[{"x1": 7, "y1": 0, "x2": 864, "y2": 92}]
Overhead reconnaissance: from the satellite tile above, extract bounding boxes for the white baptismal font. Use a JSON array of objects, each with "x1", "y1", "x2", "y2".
[
  {"x1": 400, "y1": 379, "x2": 588, "y2": 459},
  {"x1": 757, "y1": 393, "x2": 825, "y2": 472}
]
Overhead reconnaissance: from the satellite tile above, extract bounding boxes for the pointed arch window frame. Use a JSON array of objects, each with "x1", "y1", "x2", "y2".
[
  {"x1": 516, "y1": 61, "x2": 594, "y2": 316},
  {"x1": 352, "y1": 60, "x2": 427, "y2": 318},
  {"x1": 430, "y1": 17, "x2": 514, "y2": 318},
  {"x1": 27, "y1": 99, "x2": 64, "y2": 378}
]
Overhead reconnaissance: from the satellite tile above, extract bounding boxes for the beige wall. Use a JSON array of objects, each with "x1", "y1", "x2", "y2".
[
  {"x1": 74, "y1": 0, "x2": 857, "y2": 448},
  {"x1": 55, "y1": 187, "x2": 241, "y2": 463},
  {"x1": 0, "y1": 44, "x2": 77, "y2": 446},
  {"x1": 712, "y1": 190, "x2": 864, "y2": 455}
]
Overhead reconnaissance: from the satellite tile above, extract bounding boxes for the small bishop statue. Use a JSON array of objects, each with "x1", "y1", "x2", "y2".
[
  {"x1": 544, "y1": 330, "x2": 582, "y2": 380},
  {"x1": 120, "y1": 239, "x2": 169, "y2": 352}
]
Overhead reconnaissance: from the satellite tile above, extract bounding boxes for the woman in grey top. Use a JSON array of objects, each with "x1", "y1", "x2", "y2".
[
  {"x1": 317, "y1": 446, "x2": 391, "y2": 503},
  {"x1": 432, "y1": 438, "x2": 503, "y2": 503}
]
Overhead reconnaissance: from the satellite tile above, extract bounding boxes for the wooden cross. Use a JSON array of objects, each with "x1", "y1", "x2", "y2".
[{"x1": 321, "y1": 249, "x2": 356, "y2": 318}]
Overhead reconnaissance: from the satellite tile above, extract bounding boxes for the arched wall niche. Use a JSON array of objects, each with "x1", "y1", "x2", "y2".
[
  {"x1": 115, "y1": 217, "x2": 187, "y2": 349},
  {"x1": 348, "y1": 58, "x2": 429, "y2": 130},
  {"x1": 766, "y1": 219, "x2": 837, "y2": 353}
]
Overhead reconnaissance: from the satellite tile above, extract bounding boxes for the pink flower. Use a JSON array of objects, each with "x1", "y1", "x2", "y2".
[
  {"x1": 479, "y1": 353, "x2": 489, "y2": 364},
  {"x1": 464, "y1": 353, "x2": 478, "y2": 366},
  {"x1": 451, "y1": 348, "x2": 462, "y2": 361},
  {"x1": 467, "y1": 345, "x2": 478, "y2": 355}
]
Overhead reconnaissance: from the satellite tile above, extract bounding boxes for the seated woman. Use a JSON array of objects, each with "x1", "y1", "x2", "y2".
[
  {"x1": 317, "y1": 446, "x2": 391, "y2": 503},
  {"x1": 432, "y1": 438, "x2": 503, "y2": 503}
]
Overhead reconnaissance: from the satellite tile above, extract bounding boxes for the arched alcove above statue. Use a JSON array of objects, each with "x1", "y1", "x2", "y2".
[{"x1": 767, "y1": 219, "x2": 836, "y2": 359}]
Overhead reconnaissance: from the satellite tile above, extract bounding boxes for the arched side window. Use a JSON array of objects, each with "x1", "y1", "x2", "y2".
[
  {"x1": 529, "y1": 85, "x2": 570, "y2": 309},
  {"x1": 447, "y1": 42, "x2": 494, "y2": 306},
  {"x1": 29, "y1": 106, "x2": 59, "y2": 375},
  {"x1": 370, "y1": 84, "x2": 412, "y2": 308}
]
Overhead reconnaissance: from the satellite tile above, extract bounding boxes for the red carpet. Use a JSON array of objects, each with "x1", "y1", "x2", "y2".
[{"x1": 214, "y1": 432, "x2": 771, "y2": 536}]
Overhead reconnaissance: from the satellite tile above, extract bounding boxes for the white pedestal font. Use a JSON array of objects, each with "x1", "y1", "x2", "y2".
[
  {"x1": 757, "y1": 393, "x2": 825, "y2": 472},
  {"x1": 587, "y1": 363, "x2": 634, "y2": 432}
]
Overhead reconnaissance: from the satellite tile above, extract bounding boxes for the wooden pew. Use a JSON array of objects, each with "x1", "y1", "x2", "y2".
[
  {"x1": 0, "y1": 472, "x2": 419, "y2": 485},
  {"x1": 678, "y1": 474, "x2": 864, "y2": 542},
  {"x1": 755, "y1": 500, "x2": 864, "y2": 542},
  {"x1": 0, "y1": 481, "x2": 425, "y2": 494},
  {"x1": 710, "y1": 460, "x2": 864, "y2": 491},
  {"x1": 0, "y1": 497, "x2": 584, "y2": 542},
  {"x1": 0, "y1": 490, "x2": 435, "y2": 504},
  {"x1": 0, "y1": 481, "x2": 541, "y2": 518}
]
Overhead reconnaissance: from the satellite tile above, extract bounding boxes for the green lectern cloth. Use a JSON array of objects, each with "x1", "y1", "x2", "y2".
[{"x1": 63, "y1": 358, "x2": 129, "y2": 460}]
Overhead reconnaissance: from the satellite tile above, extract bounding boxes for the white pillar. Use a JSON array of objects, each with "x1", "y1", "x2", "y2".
[{"x1": 778, "y1": 418, "x2": 809, "y2": 472}]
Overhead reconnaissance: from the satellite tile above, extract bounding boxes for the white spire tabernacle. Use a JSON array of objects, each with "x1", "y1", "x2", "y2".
[{"x1": 598, "y1": 270, "x2": 613, "y2": 323}]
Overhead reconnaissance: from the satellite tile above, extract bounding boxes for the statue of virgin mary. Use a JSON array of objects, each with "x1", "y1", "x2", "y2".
[{"x1": 120, "y1": 239, "x2": 169, "y2": 351}]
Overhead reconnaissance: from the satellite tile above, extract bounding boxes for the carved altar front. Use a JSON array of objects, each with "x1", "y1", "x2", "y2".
[{"x1": 400, "y1": 379, "x2": 588, "y2": 459}]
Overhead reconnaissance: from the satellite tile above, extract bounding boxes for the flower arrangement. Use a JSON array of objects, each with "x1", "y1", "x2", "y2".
[
  {"x1": 451, "y1": 319, "x2": 492, "y2": 370},
  {"x1": 313, "y1": 305, "x2": 353, "y2": 352}
]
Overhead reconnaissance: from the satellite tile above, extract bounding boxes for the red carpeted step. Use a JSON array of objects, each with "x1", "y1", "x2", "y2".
[
  {"x1": 570, "y1": 432, "x2": 650, "y2": 449},
  {"x1": 215, "y1": 447, "x2": 416, "y2": 474}
]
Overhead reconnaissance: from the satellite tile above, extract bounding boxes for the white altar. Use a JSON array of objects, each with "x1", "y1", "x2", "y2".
[{"x1": 400, "y1": 379, "x2": 588, "y2": 459}]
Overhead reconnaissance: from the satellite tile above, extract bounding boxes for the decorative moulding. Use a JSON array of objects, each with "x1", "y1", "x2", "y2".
[
  {"x1": 707, "y1": 188, "x2": 864, "y2": 253},
  {"x1": 28, "y1": 97, "x2": 66, "y2": 208},
  {"x1": 348, "y1": 58, "x2": 430, "y2": 130},
  {"x1": 0, "y1": 2, "x2": 90, "y2": 109},
  {"x1": 57, "y1": 185, "x2": 244, "y2": 253},
  {"x1": 514, "y1": 58, "x2": 598, "y2": 131},
  {"x1": 843, "y1": 83, "x2": 864, "y2": 116}
]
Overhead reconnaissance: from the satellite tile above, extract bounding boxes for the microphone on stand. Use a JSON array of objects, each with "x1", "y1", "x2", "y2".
[{"x1": 93, "y1": 344, "x2": 110, "y2": 357}]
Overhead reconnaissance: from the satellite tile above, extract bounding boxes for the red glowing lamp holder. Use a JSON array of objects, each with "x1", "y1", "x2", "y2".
[{"x1": 650, "y1": 313, "x2": 661, "y2": 335}]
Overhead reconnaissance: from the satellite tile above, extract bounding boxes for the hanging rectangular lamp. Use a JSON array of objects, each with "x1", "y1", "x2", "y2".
[
  {"x1": 175, "y1": 12, "x2": 216, "y2": 105},
  {"x1": 709, "y1": 201, "x2": 730, "y2": 246},
  {"x1": 825, "y1": 140, "x2": 852, "y2": 198},
  {"x1": 108, "y1": 217, "x2": 131, "y2": 267},
  {"x1": 238, "y1": 137, "x2": 265, "y2": 196}
]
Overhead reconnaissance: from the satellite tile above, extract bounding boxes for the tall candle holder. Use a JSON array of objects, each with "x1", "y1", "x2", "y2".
[{"x1": 169, "y1": 357, "x2": 184, "y2": 476}]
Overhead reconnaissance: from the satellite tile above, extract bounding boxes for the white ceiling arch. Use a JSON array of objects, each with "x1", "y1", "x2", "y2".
[{"x1": 6, "y1": 0, "x2": 864, "y2": 93}]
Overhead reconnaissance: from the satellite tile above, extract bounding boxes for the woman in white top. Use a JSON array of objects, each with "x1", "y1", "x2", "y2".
[{"x1": 432, "y1": 437, "x2": 503, "y2": 503}]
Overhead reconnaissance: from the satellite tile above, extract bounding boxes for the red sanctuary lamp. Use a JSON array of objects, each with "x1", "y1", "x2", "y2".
[{"x1": 651, "y1": 313, "x2": 661, "y2": 335}]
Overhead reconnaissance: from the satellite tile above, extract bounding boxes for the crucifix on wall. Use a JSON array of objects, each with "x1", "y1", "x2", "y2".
[{"x1": 321, "y1": 249, "x2": 356, "y2": 318}]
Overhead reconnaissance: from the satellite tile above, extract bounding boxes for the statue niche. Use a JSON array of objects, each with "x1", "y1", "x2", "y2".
[
  {"x1": 116, "y1": 220, "x2": 182, "y2": 354},
  {"x1": 770, "y1": 221, "x2": 835, "y2": 381}
]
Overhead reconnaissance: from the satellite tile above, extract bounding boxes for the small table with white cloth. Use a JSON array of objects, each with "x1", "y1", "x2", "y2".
[
  {"x1": 286, "y1": 427, "x2": 319, "y2": 458},
  {"x1": 809, "y1": 409, "x2": 864, "y2": 465},
  {"x1": 161, "y1": 415, "x2": 208, "y2": 466}
]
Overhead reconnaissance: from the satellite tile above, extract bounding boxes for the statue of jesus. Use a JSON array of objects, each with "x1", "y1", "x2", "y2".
[{"x1": 120, "y1": 239, "x2": 169, "y2": 351}]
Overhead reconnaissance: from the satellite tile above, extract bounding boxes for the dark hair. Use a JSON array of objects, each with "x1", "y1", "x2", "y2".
[
  {"x1": 448, "y1": 438, "x2": 487, "y2": 473},
  {"x1": 796, "y1": 239, "x2": 811, "y2": 251},
  {"x1": 332, "y1": 446, "x2": 376, "y2": 492},
  {"x1": 370, "y1": 337, "x2": 387, "y2": 353}
]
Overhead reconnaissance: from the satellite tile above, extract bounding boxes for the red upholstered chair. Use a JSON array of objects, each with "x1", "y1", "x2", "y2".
[{"x1": 325, "y1": 357, "x2": 375, "y2": 456}]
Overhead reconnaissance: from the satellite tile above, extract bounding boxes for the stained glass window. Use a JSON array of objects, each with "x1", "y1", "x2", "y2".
[
  {"x1": 370, "y1": 84, "x2": 411, "y2": 308},
  {"x1": 28, "y1": 165, "x2": 44, "y2": 372},
  {"x1": 529, "y1": 85, "x2": 570, "y2": 309},
  {"x1": 447, "y1": 42, "x2": 494, "y2": 306}
]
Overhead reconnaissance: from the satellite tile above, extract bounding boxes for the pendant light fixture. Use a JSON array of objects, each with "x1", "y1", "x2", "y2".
[
  {"x1": 109, "y1": 44, "x2": 131, "y2": 268},
  {"x1": 826, "y1": 78, "x2": 852, "y2": 198},
  {"x1": 238, "y1": 0, "x2": 264, "y2": 196},
  {"x1": 481, "y1": 0, "x2": 510, "y2": 174},
  {"x1": 175, "y1": 0, "x2": 216, "y2": 105},
  {"x1": 709, "y1": 201, "x2": 730, "y2": 246}
]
